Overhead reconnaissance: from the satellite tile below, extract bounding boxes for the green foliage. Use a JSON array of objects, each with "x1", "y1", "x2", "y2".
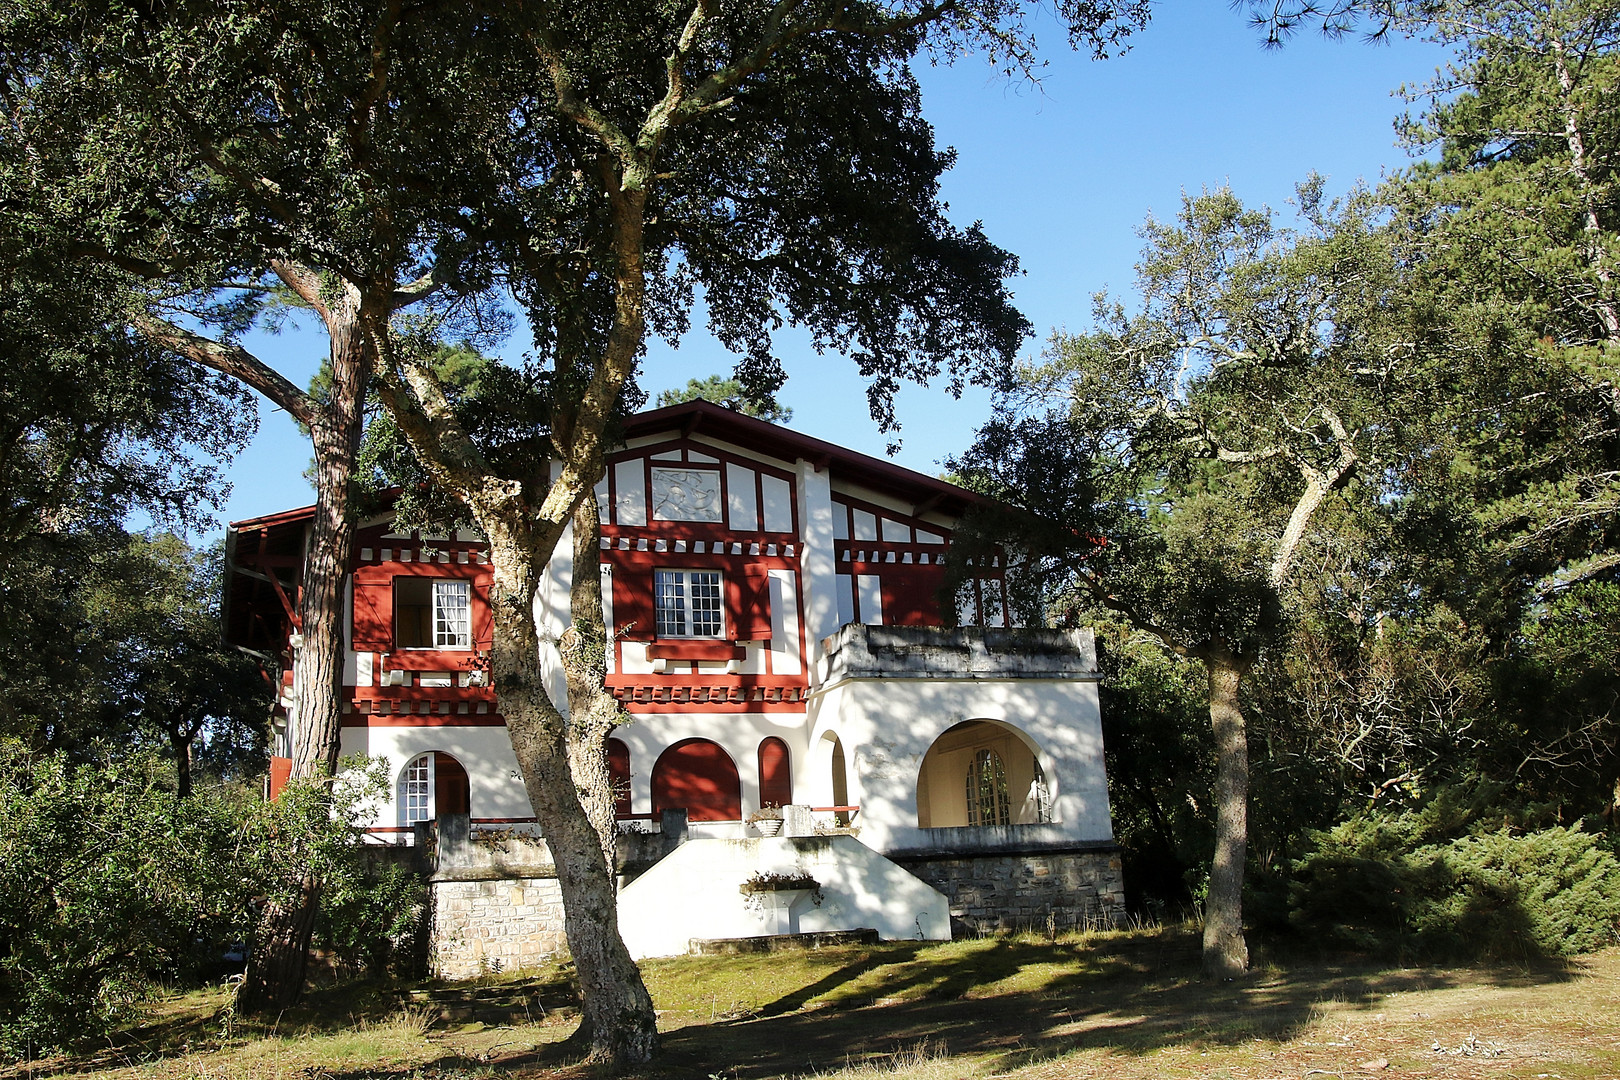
[
  {"x1": 314, "y1": 861, "x2": 428, "y2": 980},
  {"x1": 655, "y1": 375, "x2": 793, "y2": 424},
  {"x1": 0, "y1": 748, "x2": 413, "y2": 1059},
  {"x1": 0, "y1": 531, "x2": 268, "y2": 779},
  {"x1": 1094, "y1": 620, "x2": 1214, "y2": 910},
  {"x1": 1287, "y1": 797, "x2": 1620, "y2": 960},
  {"x1": 0, "y1": 746, "x2": 246, "y2": 1056}
]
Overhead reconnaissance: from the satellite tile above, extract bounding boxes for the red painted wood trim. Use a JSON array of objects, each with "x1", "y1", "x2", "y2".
[
  {"x1": 606, "y1": 549, "x2": 799, "y2": 571},
  {"x1": 604, "y1": 673, "x2": 807, "y2": 691},
  {"x1": 268, "y1": 756, "x2": 292, "y2": 799},
  {"x1": 352, "y1": 685, "x2": 495, "y2": 702},
  {"x1": 341, "y1": 713, "x2": 508, "y2": 727},
  {"x1": 620, "y1": 700, "x2": 808, "y2": 715},
  {"x1": 647, "y1": 641, "x2": 745, "y2": 661},
  {"x1": 377, "y1": 649, "x2": 482, "y2": 671}
]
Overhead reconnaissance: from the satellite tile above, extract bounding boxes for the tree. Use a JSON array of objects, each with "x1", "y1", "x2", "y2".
[
  {"x1": 656, "y1": 374, "x2": 793, "y2": 422},
  {"x1": 952, "y1": 184, "x2": 1422, "y2": 975},
  {"x1": 88, "y1": 535, "x2": 271, "y2": 797},
  {"x1": 0, "y1": 0, "x2": 510, "y2": 1009},
  {"x1": 371, "y1": 0, "x2": 1149, "y2": 1061}
]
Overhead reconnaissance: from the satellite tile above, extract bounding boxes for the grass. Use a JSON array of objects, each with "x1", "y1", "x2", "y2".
[{"x1": 9, "y1": 925, "x2": 1620, "y2": 1080}]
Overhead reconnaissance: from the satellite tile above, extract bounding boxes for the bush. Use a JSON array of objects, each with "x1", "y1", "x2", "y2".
[
  {"x1": 1288, "y1": 803, "x2": 1620, "y2": 960},
  {"x1": 315, "y1": 860, "x2": 429, "y2": 979},
  {"x1": 0, "y1": 746, "x2": 251, "y2": 1056},
  {"x1": 0, "y1": 746, "x2": 421, "y2": 1059}
]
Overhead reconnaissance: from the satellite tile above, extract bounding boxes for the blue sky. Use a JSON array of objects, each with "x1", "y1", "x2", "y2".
[{"x1": 211, "y1": 5, "x2": 1450, "y2": 531}]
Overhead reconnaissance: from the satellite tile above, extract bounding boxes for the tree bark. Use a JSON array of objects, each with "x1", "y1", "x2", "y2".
[
  {"x1": 561, "y1": 497, "x2": 624, "y2": 865},
  {"x1": 480, "y1": 509, "x2": 659, "y2": 1065},
  {"x1": 1202, "y1": 648, "x2": 1251, "y2": 978},
  {"x1": 237, "y1": 290, "x2": 379, "y2": 1015},
  {"x1": 168, "y1": 722, "x2": 195, "y2": 799}
]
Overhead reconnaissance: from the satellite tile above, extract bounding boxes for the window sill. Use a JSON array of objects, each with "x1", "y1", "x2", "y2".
[
  {"x1": 648, "y1": 641, "x2": 746, "y2": 661},
  {"x1": 382, "y1": 648, "x2": 479, "y2": 670}
]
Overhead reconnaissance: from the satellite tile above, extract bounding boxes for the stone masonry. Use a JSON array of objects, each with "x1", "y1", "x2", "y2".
[
  {"x1": 430, "y1": 877, "x2": 568, "y2": 979},
  {"x1": 896, "y1": 848, "x2": 1126, "y2": 936}
]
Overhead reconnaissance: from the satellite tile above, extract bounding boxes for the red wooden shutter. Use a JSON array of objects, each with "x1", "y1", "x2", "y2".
[
  {"x1": 607, "y1": 738, "x2": 632, "y2": 818},
  {"x1": 471, "y1": 578, "x2": 494, "y2": 649},
  {"x1": 758, "y1": 737, "x2": 792, "y2": 807},
  {"x1": 733, "y1": 565, "x2": 773, "y2": 641},
  {"x1": 351, "y1": 566, "x2": 393, "y2": 652},
  {"x1": 612, "y1": 563, "x2": 656, "y2": 640}
]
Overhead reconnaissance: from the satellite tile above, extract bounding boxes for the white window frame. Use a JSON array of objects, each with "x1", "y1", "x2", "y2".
[
  {"x1": 395, "y1": 577, "x2": 472, "y2": 650},
  {"x1": 654, "y1": 569, "x2": 725, "y2": 638},
  {"x1": 965, "y1": 747, "x2": 1011, "y2": 827},
  {"x1": 401, "y1": 753, "x2": 435, "y2": 826}
]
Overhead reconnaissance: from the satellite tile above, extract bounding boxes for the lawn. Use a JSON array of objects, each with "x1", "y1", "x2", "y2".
[{"x1": 12, "y1": 926, "x2": 1620, "y2": 1080}]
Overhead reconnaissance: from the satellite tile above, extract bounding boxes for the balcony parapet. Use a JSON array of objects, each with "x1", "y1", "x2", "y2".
[{"x1": 815, "y1": 624, "x2": 1098, "y2": 689}]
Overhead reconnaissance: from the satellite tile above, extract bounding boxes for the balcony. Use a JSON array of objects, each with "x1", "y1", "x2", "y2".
[{"x1": 815, "y1": 624, "x2": 1098, "y2": 687}]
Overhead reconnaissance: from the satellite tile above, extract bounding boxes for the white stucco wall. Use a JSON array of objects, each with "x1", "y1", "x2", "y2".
[
  {"x1": 609, "y1": 711, "x2": 812, "y2": 826},
  {"x1": 804, "y1": 675, "x2": 1112, "y2": 853},
  {"x1": 339, "y1": 724, "x2": 533, "y2": 829},
  {"x1": 616, "y1": 835, "x2": 951, "y2": 958}
]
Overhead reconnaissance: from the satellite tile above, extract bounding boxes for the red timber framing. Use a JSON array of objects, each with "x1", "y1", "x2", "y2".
[
  {"x1": 602, "y1": 437, "x2": 811, "y2": 713},
  {"x1": 344, "y1": 523, "x2": 498, "y2": 726},
  {"x1": 831, "y1": 493, "x2": 1007, "y2": 628}
]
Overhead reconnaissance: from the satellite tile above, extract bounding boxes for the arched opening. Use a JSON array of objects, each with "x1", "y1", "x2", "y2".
[
  {"x1": 399, "y1": 751, "x2": 471, "y2": 825},
  {"x1": 758, "y1": 736, "x2": 792, "y2": 808},
  {"x1": 830, "y1": 736, "x2": 848, "y2": 808},
  {"x1": 916, "y1": 720, "x2": 1052, "y2": 829},
  {"x1": 965, "y1": 748, "x2": 1010, "y2": 826},
  {"x1": 651, "y1": 738, "x2": 742, "y2": 821},
  {"x1": 607, "y1": 738, "x2": 632, "y2": 819},
  {"x1": 829, "y1": 735, "x2": 850, "y2": 825}
]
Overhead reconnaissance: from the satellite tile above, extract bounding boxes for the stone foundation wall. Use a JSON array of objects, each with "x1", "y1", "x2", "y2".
[
  {"x1": 894, "y1": 848, "x2": 1126, "y2": 935},
  {"x1": 429, "y1": 877, "x2": 569, "y2": 978}
]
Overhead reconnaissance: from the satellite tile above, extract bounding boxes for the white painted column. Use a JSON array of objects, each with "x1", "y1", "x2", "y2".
[{"x1": 796, "y1": 459, "x2": 840, "y2": 670}]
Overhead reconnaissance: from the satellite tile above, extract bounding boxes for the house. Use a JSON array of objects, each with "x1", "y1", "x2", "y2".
[{"x1": 224, "y1": 400, "x2": 1124, "y2": 968}]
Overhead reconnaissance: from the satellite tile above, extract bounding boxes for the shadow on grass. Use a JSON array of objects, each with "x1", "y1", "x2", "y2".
[
  {"x1": 487, "y1": 929, "x2": 1583, "y2": 1080},
  {"x1": 23, "y1": 929, "x2": 1587, "y2": 1080}
]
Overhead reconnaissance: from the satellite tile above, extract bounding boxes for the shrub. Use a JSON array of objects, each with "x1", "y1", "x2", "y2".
[
  {"x1": 1288, "y1": 806, "x2": 1620, "y2": 960},
  {"x1": 0, "y1": 747, "x2": 421, "y2": 1059},
  {"x1": 0, "y1": 745, "x2": 250, "y2": 1057}
]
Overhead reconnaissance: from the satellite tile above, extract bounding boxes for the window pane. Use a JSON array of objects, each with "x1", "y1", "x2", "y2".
[
  {"x1": 655, "y1": 570, "x2": 686, "y2": 636},
  {"x1": 689, "y1": 572, "x2": 723, "y2": 637},
  {"x1": 433, "y1": 580, "x2": 470, "y2": 647},
  {"x1": 403, "y1": 753, "x2": 433, "y2": 825}
]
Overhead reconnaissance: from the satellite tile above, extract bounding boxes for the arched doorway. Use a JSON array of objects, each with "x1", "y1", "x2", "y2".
[
  {"x1": 651, "y1": 738, "x2": 742, "y2": 821},
  {"x1": 399, "y1": 751, "x2": 470, "y2": 826},
  {"x1": 758, "y1": 737, "x2": 792, "y2": 808},
  {"x1": 916, "y1": 720, "x2": 1051, "y2": 828}
]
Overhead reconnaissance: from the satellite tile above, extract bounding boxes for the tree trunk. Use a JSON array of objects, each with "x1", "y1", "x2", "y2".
[
  {"x1": 562, "y1": 493, "x2": 625, "y2": 864},
  {"x1": 168, "y1": 723, "x2": 194, "y2": 799},
  {"x1": 482, "y1": 511, "x2": 659, "y2": 1066},
  {"x1": 1202, "y1": 648, "x2": 1250, "y2": 979},
  {"x1": 238, "y1": 295, "x2": 375, "y2": 1015},
  {"x1": 289, "y1": 303, "x2": 372, "y2": 780}
]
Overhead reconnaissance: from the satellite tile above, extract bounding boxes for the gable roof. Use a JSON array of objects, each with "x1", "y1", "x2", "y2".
[
  {"x1": 228, "y1": 399, "x2": 979, "y2": 536},
  {"x1": 623, "y1": 399, "x2": 976, "y2": 518}
]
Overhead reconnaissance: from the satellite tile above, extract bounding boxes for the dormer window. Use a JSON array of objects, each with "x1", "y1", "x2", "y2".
[
  {"x1": 654, "y1": 569, "x2": 724, "y2": 638},
  {"x1": 396, "y1": 578, "x2": 472, "y2": 649}
]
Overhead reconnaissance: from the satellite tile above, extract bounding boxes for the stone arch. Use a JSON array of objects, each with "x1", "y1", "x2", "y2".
[
  {"x1": 398, "y1": 750, "x2": 471, "y2": 826},
  {"x1": 651, "y1": 738, "x2": 742, "y2": 822},
  {"x1": 916, "y1": 719, "x2": 1053, "y2": 829}
]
